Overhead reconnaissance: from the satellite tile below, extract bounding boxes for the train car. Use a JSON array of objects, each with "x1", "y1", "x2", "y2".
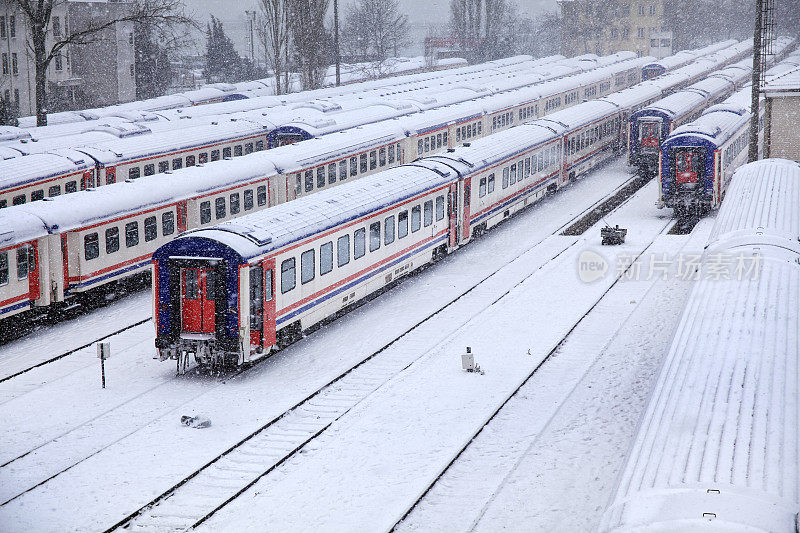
[
  {"x1": 640, "y1": 40, "x2": 736, "y2": 80},
  {"x1": 656, "y1": 51, "x2": 800, "y2": 215},
  {"x1": 0, "y1": 212, "x2": 48, "y2": 320},
  {"x1": 0, "y1": 150, "x2": 96, "y2": 208},
  {"x1": 599, "y1": 158, "x2": 800, "y2": 533},
  {"x1": 151, "y1": 104, "x2": 631, "y2": 368}
]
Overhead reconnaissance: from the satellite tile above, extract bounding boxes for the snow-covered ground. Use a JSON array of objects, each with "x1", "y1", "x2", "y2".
[{"x1": 0, "y1": 158, "x2": 712, "y2": 532}]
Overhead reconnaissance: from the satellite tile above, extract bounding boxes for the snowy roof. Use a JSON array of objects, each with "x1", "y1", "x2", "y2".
[
  {"x1": 0, "y1": 151, "x2": 94, "y2": 190},
  {"x1": 763, "y1": 67, "x2": 800, "y2": 95},
  {"x1": 181, "y1": 162, "x2": 457, "y2": 260}
]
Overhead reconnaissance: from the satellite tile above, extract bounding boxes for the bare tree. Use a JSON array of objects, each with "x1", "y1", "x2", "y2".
[
  {"x1": 257, "y1": 0, "x2": 290, "y2": 94},
  {"x1": 449, "y1": 0, "x2": 508, "y2": 62},
  {"x1": 12, "y1": 0, "x2": 193, "y2": 126},
  {"x1": 287, "y1": 0, "x2": 330, "y2": 90},
  {"x1": 341, "y1": 0, "x2": 409, "y2": 71}
]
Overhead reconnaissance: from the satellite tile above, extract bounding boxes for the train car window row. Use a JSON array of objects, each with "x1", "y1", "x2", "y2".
[
  {"x1": 498, "y1": 144, "x2": 561, "y2": 190},
  {"x1": 565, "y1": 91, "x2": 579, "y2": 105},
  {"x1": 298, "y1": 144, "x2": 400, "y2": 196},
  {"x1": 585, "y1": 86, "x2": 597, "y2": 99},
  {"x1": 544, "y1": 97, "x2": 562, "y2": 113},
  {"x1": 492, "y1": 113, "x2": 513, "y2": 132},
  {"x1": 0, "y1": 246, "x2": 32, "y2": 285},
  {"x1": 518, "y1": 104, "x2": 537, "y2": 122},
  {"x1": 723, "y1": 132, "x2": 749, "y2": 168},
  {"x1": 600, "y1": 81, "x2": 611, "y2": 93},
  {"x1": 278, "y1": 193, "x2": 447, "y2": 296}
]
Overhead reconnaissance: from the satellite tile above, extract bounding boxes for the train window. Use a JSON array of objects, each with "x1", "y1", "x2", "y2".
[
  {"x1": 436, "y1": 196, "x2": 445, "y2": 220},
  {"x1": 354, "y1": 228, "x2": 366, "y2": 259},
  {"x1": 320, "y1": 242, "x2": 333, "y2": 275},
  {"x1": 184, "y1": 271, "x2": 198, "y2": 299},
  {"x1": 502, "y1": 168, "x2": 509, "y2": 189},
  {"x1": 257, "y1": 186, "x2": 267, "y2": 206},
  {"x1": 388, "y1": 145, "x2": 395, "y2": 164},
  {"x1": 525, "y1": 158, "x2": 531, "y2": 176},
  {"x1": 424, "y1": 200, "x2": 433, "y2": 227},
  {"x1": 418, "y1": 139, "x2": 424, "y2": 154},
  {"x1": 281, "y1": 258, "x2": 295, "y2": 294},
  {"x1": 435, "y1": 134, "x2": 441, "y2": 149},
  {"x1": 13, "y1": 195, "x2": 25, "y2": 205},
  {"x1": 360, "y1": 153, "x2": 367, "y2": 173},
  {"x1": 172, "y1": 158, "x2": 183, "y2": 170},
  {"x1": 144, "y1": 216, "x2": 157, "y2": 242},
  {"x1": 234, "y1": 145, "x2": 243, "y2": 157},
  {"x1": 211, "y1": 150, "x2": 220, "y2": 162},
  {"x1": 301, "y1": 249, "x2": 315, "y2": 284},
  {"x1": 198, "y1": 153, "x2": 208, "y2": 164},
  {"x1": 0, "y1": 252, "x2": 7, "y2": 285},
  {"x1": 215, "y1": 197, "x2": 226, "y2": 220},
  {"x1": 230, "y1": 193, "x2": 240, "y2": 215},
  {"x1": 305, "y1": 170, "x2": 314, "y2": 192},
  {"x1": 479, "y1": 177, "x2": 487, "y2": 197},
  {"x1": 328, "y1": 163, "x2": 337, "y2": 184},
  {"x1": 424, "y1": 137, "x2": 430, "y2": 152},
  {"x1": 31, "y1": 190, "x2": 44, "y2": 201},
  {"x1": 487, "y1": 174, "x2": 495, "y2": 194},
  {"x1": 296, "y1": 174, "x2": 302, "y2": 195},
  {"x1": 472, "y1": 123, "x2": 477, "y2": 137},
  {"x1": 66, "y1": 181, "x2": 77, "y2": 193},
  {"x1": 264, "y1": 269, "x2": 273, "y2": 301},
  {"x1": 538, "y1": 152, "x2": 544, "y2": 171},
  {"x1": 477, "y1": 122, "x2": 482, "y2": 135},
  {"x1": 510, "y1": 164, "x2": 517, "y2": 185},
  {"x1": 463, "y1": 126, "x2": 468, "y2": 139},
  {"x1": 245, "y1": 143, "x2": 254, "y2": 155},
  {"x1": 398, "y1": 211, "x2": 409, "y2": 238},
  {"x1": 105, "y1": 227, "x2": 120, "y2": 254},
  {"x1": 84, "y1": 233, "x2": 99, "y2": 260},
  {"x1": 317, "y1": 166, "x2": 325, "y2": 188},
  {"x1": 186, "y1": 155, "x2": 196, "y2": 168},
  {"x1": 369, "y1": 222, "x2": 381, "y2": 252},
  {"x1": 200, "y1": 201, "x2": 211, "y2": 224},
  {"x1": 385, "y1": 216, "x2": 395, "y2": 245},
  {"x1": 518, "y1": 160, "x2": 525, "y2": 179},
  {"x1": 379, "y1": 148, "x2": 386, "y2": 166},
  {"x1": 370, "y1": 150, "x2": 377, "y2": 170},
  {"x1": 396, "y1": 143, "x2": 402, "y2": 159},
  {"x1": 129, "y1": 167, "x2": 141, "y2": 180},
  {"x1": 159, "y1": 161, "x2": 169, "y2": 173},
  {"x1": 244, "y1": 190, "x2": 254, "y2": 211},
  {"x1": 13, "y1": 248, "x2": 24, "y2": 281},
  {"x1": 456, "y1": 128, "x2": 461, "y2": 142},
  {"x1": 411, "y1": 205, "x2": 421, "y2": 232},
  {"x1": 492, "y1": 117, "x2": 497, "y2": 131},
  {"x1": 350, "y1": 157, "x2": 358, "y2": 177},
  {"x1": 144, "y1": 164, "x2": 155, "y2": 177},
  {"x1": 340, "y1": 160, "x2": 347, "y2": 180},
  {"x1": 256, "y1": 140, "x2": 265, "y2": 151},
  {"x1": 337, "y1": 235, "x2": 350, "y2": 266},
  {"x1": 126, "y1": 222, "x2": 139, "y2": 247},
  {"x1": 162, "y1": 212, "x2": 175, "y2": 236},
  {"x1": 223, "y1": 147, "x2": 232, "y2": 159}
]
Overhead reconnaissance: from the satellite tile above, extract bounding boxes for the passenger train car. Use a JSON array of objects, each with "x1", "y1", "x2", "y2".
[
  {"x1": 0, "y1": 77, "x2": 670, "y2": 325},
  {"x1": 629, "y1": 36, "x2": 795, "y2": 177},
  {"x1": 640, "y1": 40, "x2": 736, "y2": 80},
  {"x1": 656, "y1": 53, "x2": 800, "y2": 215},
  {"x1": 599, "y1": 158, "x2": 800, "y2": 533},
  {"x1": 149, "y1": 86, "x2": 676, "y2": 368},
  {"x1": 0, "y1": 53, "x2": 652, "y2": 208}
]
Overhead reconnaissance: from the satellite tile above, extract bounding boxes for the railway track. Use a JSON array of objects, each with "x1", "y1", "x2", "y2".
[
  {"x1": 106, "y1": 168, "x2": 656, "y2": 532},
  {"x1": 389, "y1": 217, "x2": 675, "y2": 530}
]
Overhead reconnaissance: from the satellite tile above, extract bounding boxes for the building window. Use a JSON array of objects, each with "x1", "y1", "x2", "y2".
[
  {"x1": 0, "y1": 17, "x2": 5, "y2": 39},
  {"x1": 53, "y1": 16, "x2": 61, "y2": 37},
  {"x1": 9, "y1": 16, "x2": 14, "y2": 38},
  {"x1": 1, "y1": 54, "x2": 7, "y2": 75},
  {"x1": 638, "y1": 27, "x2": 645, "y2": 38},
  {"x1": 650, "y1": 5, "x2": 657, "y2": 15},
  {"x1": 54, "y1": 53, "x2": 62, "y2": 71},
  {"x1": 638, "y1": 5, "x2": 645, "y2": 15},
  {"x1": 130, "y1": 64, "x2": 134, "y2": 77},
  {"x1": 622, "y1": 27, "x2": 630, "y2": 38},
  {"x1": 129, "y1": 32, "x2": 134, "y2": 45},
  {"x1": 611, "y1": 27, "x2": 618, "y2": 38},
  {"x1": 621, "y1": 4, "x2": 630, "y2": 16}
]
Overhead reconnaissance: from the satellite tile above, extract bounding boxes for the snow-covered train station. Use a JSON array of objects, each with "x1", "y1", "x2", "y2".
[{"x1": 1, "y1": 1, "x2": 799, "y2": 530}]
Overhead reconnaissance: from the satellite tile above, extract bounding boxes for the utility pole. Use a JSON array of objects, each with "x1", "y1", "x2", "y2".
[
  {"x1": 334, "y1": 0, "x2": 341, "y2": 86},
  {"x1": 245, "y1": 10, "x2": 256, "y2": 63},
  {"x1": 748, "y1": 0, "x2": 774, "y2": 162}
]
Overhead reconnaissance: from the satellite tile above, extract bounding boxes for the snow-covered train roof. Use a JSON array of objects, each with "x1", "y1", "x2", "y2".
[
  {"x1": 0, "y1": 210, "x2": 50, "y2": 245},
  {"x1": 598, "y1": 82, "x2": 664, "y2": 111},
  {"x1": 706, "y1": 159, "x2": 800, "y2": 254},
  {"x1": 535, "y1": 99, "x2": 619, "y2": 131},
  {"x1": 173, "y1": 162, "x2": 457, "y2": 261},
  {"x1": 599, "y1": 158, "x2": 800, "y2": 533},
  {"x1": 0, "y1": 151, "x2": 95, "y2": 191},
  {"x1": 0, "y1": 126, "x2": 31, "y2": 143}
]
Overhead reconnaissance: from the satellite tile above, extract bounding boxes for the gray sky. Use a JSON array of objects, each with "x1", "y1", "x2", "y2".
[{"x1": 187, "y1": 0, "x2": 557, "y2": 58}]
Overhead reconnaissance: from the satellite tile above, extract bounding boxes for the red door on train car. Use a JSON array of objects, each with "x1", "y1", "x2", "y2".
[
  {"x1": 675, "y1": 151, "x2": 700, "y2": 185},
  {"x1": 181, "y1": 268, "x2": 216, "y2": 334},
  {"x1": 462, "y1": 178, "x2": 471, "y2": 241},
  {"x1": 105, "y1": 166, "x2": 116, "y2": 185},
  {"x1": 262, "y1": 262, "x2": 276, "y2": 348}
]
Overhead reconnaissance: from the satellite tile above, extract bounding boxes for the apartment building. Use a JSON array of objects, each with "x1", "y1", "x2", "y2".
[
  {"x1": 0, "y1": 0, "x2": 135, "y2": 119},
  {"x1": 558, "y1": 0, "x2": 669, "y2": 58}
]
